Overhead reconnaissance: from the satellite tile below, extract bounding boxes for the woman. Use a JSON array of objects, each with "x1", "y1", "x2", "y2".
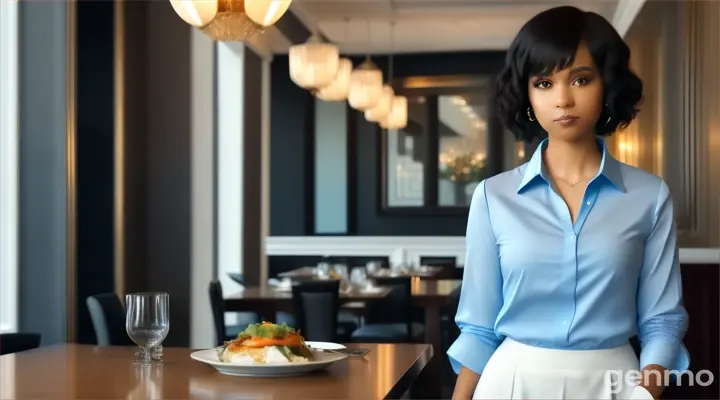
[{"x1": 448, "y1": 6, "x2": 689, "y2": 400}]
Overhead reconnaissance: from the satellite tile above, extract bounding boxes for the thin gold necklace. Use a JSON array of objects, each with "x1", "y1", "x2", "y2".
[{"x1": 552, "y1": 175, "x2": 587, "y2": 187}]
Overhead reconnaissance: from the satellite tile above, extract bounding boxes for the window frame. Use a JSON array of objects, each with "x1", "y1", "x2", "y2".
[
  {"x1": 0, "y1": 0, "x2": 19, "y2": 333},
  {"x1": 378, "y1": 74, "x2": 501, "y2": 216}
]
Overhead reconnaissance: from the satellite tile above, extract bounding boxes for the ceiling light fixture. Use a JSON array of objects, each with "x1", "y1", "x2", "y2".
[
  {"x1": 380, "y1": 95, "x2": 408, "y2": 130},
  {"x1": 364, "y1": 85, "x2": 394, "y2": 122},
  {"x1": 348, "y1": 56, "x2": 383, "y2": 111},
  {"x1": 169, "y1": 0, "x2": 292, "y2": 41},
  {"x1": 314, "y1": 58, "x2": 353, "y2": 101},
  {"x1": 289, "y1": 33, "x2": 341, "y2": 91}
]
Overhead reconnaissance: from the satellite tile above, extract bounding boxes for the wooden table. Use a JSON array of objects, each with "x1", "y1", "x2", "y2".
[
  {"x1": 1, "y1": 343, "x2": 433, "y2": 399},
  {"x1": 225, "y1": 285, "x2": 391, "y2": 318}
]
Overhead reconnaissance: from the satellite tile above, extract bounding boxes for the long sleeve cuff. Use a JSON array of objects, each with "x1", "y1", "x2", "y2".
[
  {"x1": 640, "y1": 337, "x2": 690, "y2": 372},
  {"x1": 447, "y1": 330, "x2": 502, "y2": 375}
]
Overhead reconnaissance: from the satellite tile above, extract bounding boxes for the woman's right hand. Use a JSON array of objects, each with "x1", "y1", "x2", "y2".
[{"x1": 452, "y1": 367, "x2": 482, "y2": 400}]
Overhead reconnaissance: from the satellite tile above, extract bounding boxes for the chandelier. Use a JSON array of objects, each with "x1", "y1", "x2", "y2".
[
  {"x1": 289, "y1": 34, "x2": 341, "y2": 91},
  {"x1": 315, "y1": 58, "x2": 353, "y2": 101},
  {"x1": 169, "y1": 0, "x2": 292, "y2": 41}
]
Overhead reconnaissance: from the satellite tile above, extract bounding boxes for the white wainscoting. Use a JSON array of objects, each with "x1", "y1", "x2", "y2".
[{"x1": 265, "y1": 236, "x2": 720, "y2": 266}]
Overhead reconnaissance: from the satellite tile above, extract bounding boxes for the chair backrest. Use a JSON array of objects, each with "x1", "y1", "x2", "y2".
[
  {"x1": 208, "y1": 280, "x2": 226, "y2": 346},
  {"x1": 0, "y1": 333, "x2": 41, "y2": 355},
  {"x1": 367, "y1": 277, "x2": 413, "y2": 337},
  {"x1": 291, "y1": 280, "x2": 340, "y2": 342},
  {"x1": 86, "y1": 293, "x2": 134, "y2": 346},
  {"x1": 227, "y1": 273, "x2": 246, "y2": 287}
]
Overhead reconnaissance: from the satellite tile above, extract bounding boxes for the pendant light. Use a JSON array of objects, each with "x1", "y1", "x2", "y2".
[
  {"x1": 348, "y1": 57, "x2": 383, "y2": 110},
  {"x1": 348, "y1": 20, "x2": 383, "y2": 111},
  {"x1": 169, "y1": 0, "x2": 292, "y2": 41},
  {"x1": 380, "y1": 95, "x2": 408, "y2": 130},
  {"x1": 289, "y1": 34, "x2": 340, "y2": 91},
  {"x1": 315, "y1": 19, "x2": 352, "y2": 101},
  {"x1": 315, "y1": 58, "x2": 353, "y2": 101},
  {"x1": 365, "y1": 85, "x2": 394, "y2": 121},
  {"x1": 378, "y1": 21, "x2": 407, "y2": 130}
]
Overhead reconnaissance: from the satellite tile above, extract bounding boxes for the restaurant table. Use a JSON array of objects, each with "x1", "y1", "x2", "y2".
[{"x1": 0, "y1": 343, "x2": 433, "y2": 399}]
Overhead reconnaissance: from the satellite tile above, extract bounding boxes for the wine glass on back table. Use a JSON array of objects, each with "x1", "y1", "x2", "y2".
[{"x1": 126, "y1": 292, "x2": 169, "y2": 365}]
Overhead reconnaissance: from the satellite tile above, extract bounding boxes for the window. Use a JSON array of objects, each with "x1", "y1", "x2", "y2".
[
  {"x1": 381, "y1": 75, "x2": 519, "y2": 214},
  {"x1": 385, "y1": 95, "x2": 428, "y2": 207},
  {"x1": 437, "y1": 93, "x2": 489, "y2": 207}
]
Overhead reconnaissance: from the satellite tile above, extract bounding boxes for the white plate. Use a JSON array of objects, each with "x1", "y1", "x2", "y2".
[{"x1": 190, "y1": 341, "x2": 348, "y2": 377}]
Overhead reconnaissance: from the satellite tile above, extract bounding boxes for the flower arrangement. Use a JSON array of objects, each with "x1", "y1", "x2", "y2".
[{"x1": 439, "y1": 153, "x2": 486, "y2": 182}]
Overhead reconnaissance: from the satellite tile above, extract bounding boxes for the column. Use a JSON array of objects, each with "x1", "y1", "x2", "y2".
[{"x1": 17, "y1": 0, "x2": 74, "y2": 344}]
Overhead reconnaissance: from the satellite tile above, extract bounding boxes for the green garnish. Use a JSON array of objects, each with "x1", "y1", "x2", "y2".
[
  {"x1": 240, "y1": 322, "x2": 297, "y2": 339},
  {"x1": 275, "y1": 346, "x2": 294, "y2": 361}
]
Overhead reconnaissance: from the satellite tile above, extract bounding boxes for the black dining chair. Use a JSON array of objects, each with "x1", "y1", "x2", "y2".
[
  {"x1": 351, "y1": 276, "x2": 424, "y2": 343},
  {"x1": 86, "y1": 293, "x2": 134, "y2": 346},
  {"x1": 209, "y1": 280, "x2": 260, "y2": 346},
  {"x1": 0, "y1": 333, "x2": 42, "y2": 355},
  {"x1": 291, "y1": 280, "x2": 342, "y2": 342}
]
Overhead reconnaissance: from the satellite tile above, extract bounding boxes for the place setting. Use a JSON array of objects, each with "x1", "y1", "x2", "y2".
[{"x1": 268, "y1": 264, "x2": 384, "y2": 296}]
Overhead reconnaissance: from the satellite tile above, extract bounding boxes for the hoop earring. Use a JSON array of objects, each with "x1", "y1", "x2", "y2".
[
  {"x1": 527, "y1": 107, "x2": 536, "y2": 122},
  {"x1": 604, "y1": 102, "x2": 611, "y2": 126}
]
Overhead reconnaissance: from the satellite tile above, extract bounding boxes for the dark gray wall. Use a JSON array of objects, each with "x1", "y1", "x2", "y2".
[
  {"x1": 270, "y1": 57, "x2": 315, "y2": 235},
  {"x1": 18, "y1": 1, "x2": 69, "y2": 345},
  {"x1": 122, "y1": 1, "x2": 149, "y2": 297},
  {"x1": 75, "y1": 0, "x2": 116, "y2": 345},
  {"x1": 242, "y1": 48, "x2": 263, "y2": 286},
  {"x1": 142, "y1": 1, "x2": 192, "y2": 347}
]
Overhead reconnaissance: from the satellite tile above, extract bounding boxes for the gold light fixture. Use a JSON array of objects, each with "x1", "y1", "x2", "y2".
[
  {"x1": 380, "y1": 95, "x2": 408, "y2": 130},
  {"x1": 289, "y1": 34, "x2": 340, "y2": 91},
  {"x1": 364, "y1": 85, "x2": 394, "y2": 122},
  {"x1": 169, "y1": 0, "x2": 292, "y2": 41},
  {"x1": 315, "y1": 58, "x2": 352, "y2": 101},
  {"x1": 348, "y1": 57, "x2": 383, "y2": 111}
]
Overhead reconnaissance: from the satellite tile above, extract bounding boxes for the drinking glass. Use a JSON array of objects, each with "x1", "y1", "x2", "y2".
[
  {"x1": 126, "y1": 292, "x2": 170, "y2": 365},
  {"x1": 316, "y1": 262, "x2": 331, "y2": 279},
  {"x1": 350, "y1": 267, "x2": 368, "y2": 289},
  {"x1": 365, "y1": 261, "x2": 381, "y2": 276},
  {"x1": 333, "y1": 264, "x2": 349, "y2": 281}
]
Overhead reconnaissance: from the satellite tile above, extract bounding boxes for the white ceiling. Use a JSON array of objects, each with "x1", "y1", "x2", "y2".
[{"x1": 287, "y1": 0, "x2": 644, "y2": 54}]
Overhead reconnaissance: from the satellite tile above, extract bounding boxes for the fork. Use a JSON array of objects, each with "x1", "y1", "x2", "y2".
[{"x1": 310, "y1": 347, "x2": 369, "y2": 357}]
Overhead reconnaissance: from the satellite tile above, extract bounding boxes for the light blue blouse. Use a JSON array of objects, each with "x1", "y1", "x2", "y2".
[{"x1": 447, "y1": 137, "x2": 689, "y2": 376}]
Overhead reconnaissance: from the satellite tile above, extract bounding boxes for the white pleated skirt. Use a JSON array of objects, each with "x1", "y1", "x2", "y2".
[{"x1": 473, "y1": 338, "x2": 652, "y2": 400}]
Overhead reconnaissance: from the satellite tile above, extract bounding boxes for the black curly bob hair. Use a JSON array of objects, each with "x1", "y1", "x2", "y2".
[{"x1": 495, "y1": 6, "x2": 643, "y2": 142}]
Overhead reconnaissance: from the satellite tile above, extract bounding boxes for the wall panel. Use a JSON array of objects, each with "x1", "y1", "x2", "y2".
[{"x1": 620, "y1": 0, "x2": 720, "y2": 247}]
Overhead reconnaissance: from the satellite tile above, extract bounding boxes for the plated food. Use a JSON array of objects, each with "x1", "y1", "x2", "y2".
[
  {"x1": 217, "y1": 322, "x2": 314, "y2": 365},
  {"x1": 191, "y1": 323, "x2": 349, "y2": 377}
]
